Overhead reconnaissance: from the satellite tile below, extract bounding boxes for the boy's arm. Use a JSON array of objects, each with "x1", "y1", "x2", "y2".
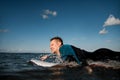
[{"x1": 40, "y1": 53, "x2": 52, "y2": 61}]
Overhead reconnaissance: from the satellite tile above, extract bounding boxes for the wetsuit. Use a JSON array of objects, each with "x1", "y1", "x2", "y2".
[
  {"x1": 59, "y1": 44, "x2": 88, "y2": 66},
  {"x1": 57, "y1": 44, "x2": 120, "y2": 66}
]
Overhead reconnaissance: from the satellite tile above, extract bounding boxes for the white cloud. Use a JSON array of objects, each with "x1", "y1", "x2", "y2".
[
  {"x1": 41, "y1": 9, "x2": 57, "y2": 19},
  {"x1": 103, "y1": 14, "x2": 120, "y2": 27},
  {"x1": 52, "y1": 11, "x2": 57, "y2": 16},
  {"x1": 0, "y1": 29, "x2": 8, "y2": 33},
  {"x1": 42, "y1": 14, "x2": 48, "y2": 19},
  {"x1": 99, "y1": 28, "x2": 108, "y2": 34},
  {"x1": 99, "y1": 14, "x2": 120, "y2": 35}
]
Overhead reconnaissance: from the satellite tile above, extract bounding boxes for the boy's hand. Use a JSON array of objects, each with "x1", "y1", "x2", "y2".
[{"x1": 40, "y1": 55, "x2": 48, "y2": 61}]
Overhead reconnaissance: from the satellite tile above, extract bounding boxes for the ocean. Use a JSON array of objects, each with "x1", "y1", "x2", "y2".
[{"x1": 0, "y1": 53, "x2": 120, "y2": 80}]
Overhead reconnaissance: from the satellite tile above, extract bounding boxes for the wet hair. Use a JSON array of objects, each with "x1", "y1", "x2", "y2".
[{"x1": 50, "y1": 36, "x2": 63, "y2": 45}]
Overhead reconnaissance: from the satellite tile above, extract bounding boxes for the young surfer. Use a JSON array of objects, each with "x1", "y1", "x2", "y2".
[{"x1": 40, "y1": 36, "x2": 120, "y2": 66}]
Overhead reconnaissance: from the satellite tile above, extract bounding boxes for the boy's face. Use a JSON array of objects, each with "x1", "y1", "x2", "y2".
[{"x1": 50, "y1": 39, "x2": 61, "y2": 54}]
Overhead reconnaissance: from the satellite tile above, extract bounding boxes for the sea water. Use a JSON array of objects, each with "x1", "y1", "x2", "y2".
[{"x1": 0, "y1": 53, "x2": 120, "y2": 80}]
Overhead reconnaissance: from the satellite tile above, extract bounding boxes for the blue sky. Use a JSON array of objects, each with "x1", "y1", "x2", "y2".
[{"x1": 0, "y1": 0, "x2": 120, "y2": 53}]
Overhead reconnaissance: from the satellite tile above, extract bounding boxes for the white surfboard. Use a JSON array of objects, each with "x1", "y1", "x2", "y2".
[{"x1": 30, "y1": 59, "x2": 59, "y2": 67}]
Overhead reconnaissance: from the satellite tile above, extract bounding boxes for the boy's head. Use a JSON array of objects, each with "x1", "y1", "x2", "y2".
[{"x1": 50, "y1": 37, "x2": 63, "y2": 53}]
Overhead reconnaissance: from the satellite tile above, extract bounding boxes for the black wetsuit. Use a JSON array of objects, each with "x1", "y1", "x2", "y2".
[{"x1": 59, "y1": 44, "x2": 120, "y2": 66}]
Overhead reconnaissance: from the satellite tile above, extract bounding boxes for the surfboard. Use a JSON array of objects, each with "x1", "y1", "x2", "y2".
[{"x1": 30, "y1": 59, "x2": 59, "y2": 67}]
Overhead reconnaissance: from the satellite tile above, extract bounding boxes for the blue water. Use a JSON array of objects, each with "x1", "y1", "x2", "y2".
[
  {"x1": 0, "y1": 53, "x2": 43, "y2": 72},
  {"x1": 0, "y1": 53, "x2": 49, "y2": 80},
  {"x1": 0, "y1": 53, "x2": 119, "y2": 80}
]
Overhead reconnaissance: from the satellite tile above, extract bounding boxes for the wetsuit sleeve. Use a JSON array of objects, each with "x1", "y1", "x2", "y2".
[
  {"x1": 71, "y1": 46, "x2": 88, "y2": 66},
  {"x1": 59, "y1": 45, "x2": 81, "y2": 64}
]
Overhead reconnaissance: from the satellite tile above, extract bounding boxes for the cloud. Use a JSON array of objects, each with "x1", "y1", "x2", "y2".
[
  {"x1": 0, "y1": 48, "x2": 11, "y2": 52},
  {"x1": 103, "y1": 14, "x2": 120, "y2": 27},
  {"x1": 99, "y1": 28, "x2": 108, "y2": 34},
  {"x1": 0, "y1": 29, "x2": 9, "y2": 33},
  {"x1": 41, "y1": 9, "x2": 57, "y2": 19},
  {"x1": 99, "y1": 14, "x2": 120, "y2": 35},
  {"x1": 52, "y1": 11, "x2": 57, "y2": 16},
  {"x1": 42, "y1": 14, "x2": 48, "y2": 19},
  {"x1": 0, "y1": 48, "x2": 27, "y2": 52}
]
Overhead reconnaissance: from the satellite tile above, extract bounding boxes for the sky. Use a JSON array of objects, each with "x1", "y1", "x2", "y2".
[{"x1": 0, "y1": 0, "x2": 120, "y2": 53}]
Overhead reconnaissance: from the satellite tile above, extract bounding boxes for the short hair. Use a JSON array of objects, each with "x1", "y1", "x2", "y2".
[{"x1": 50, "y1": 36, "x2": 63, "y2": 45}]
